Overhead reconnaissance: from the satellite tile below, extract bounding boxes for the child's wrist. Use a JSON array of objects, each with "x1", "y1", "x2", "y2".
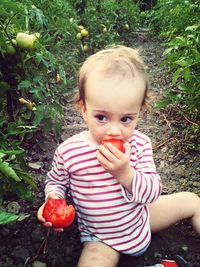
[
  {"x1": 117, "y1": 168, "x2": 133, "y2": 192},
  {"x1": 46, "y1": 192, "x2": 60, "y2": 200}
]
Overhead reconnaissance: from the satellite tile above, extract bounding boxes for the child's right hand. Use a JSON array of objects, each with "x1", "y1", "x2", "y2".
[
  {"x1": 37, "y1": 202, "x2": 51, "y2": 227},
  {"x1": 37, "y1": 195, "x2": 64, "y2": 232}
]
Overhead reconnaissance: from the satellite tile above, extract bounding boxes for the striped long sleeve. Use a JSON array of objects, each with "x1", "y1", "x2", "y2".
[
  {"x1": 121, "y1": 132, "x2": 162, "y2": 204},
  {"x1": 44, "y1": 130, "x2": 162, "y2": 255}
]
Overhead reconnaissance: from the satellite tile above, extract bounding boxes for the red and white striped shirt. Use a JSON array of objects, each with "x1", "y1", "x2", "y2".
[{"x1": 45, "y1": 130, "x2": 162, "y2": 255}]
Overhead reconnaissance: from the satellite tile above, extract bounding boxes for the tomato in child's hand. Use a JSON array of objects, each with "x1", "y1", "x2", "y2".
[
  {"x1": 43, "y1": 199, "x2": 75, "y2": 228},
  {"x1": 102, "y1": 139, "x2": 125, "y2": 153}
]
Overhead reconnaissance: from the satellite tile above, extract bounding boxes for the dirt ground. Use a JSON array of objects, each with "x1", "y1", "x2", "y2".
[{"x1": 0, "y1": 33, "x2": 200, "y2": 267}]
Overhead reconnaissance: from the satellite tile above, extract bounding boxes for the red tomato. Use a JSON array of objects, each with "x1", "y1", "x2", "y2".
[
  {"x1": 102, "y1": 139, "x2": 125, "y2": 153},
  {"x1": 43, "y1": 199, "x2": 75, "y2": 228}
]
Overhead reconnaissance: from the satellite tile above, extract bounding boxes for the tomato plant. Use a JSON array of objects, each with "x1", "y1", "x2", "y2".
[
  {"x1": 0, "y1": 0, "x2": 141, "y2": 226},
  {"x1": 0, "y1": 0, "x2": 65, "y2": 225},
  {"x1": 150, "y1": 1, "x2": 200, "y2": 116}
]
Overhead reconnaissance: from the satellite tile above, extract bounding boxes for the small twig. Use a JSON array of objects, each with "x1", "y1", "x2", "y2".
[
  {"x1": 43, "y1": 228, "x2": 51, "y2": 254},
  {"x1": 33, "y1": 228, "x2": 51, "y2": 258},
  {"x1": 5, "y1": 13, "x2": 18, "y2": 32},
  {"x1": 23, "y1": 228, "x2": 51, "y2": 266},
  {"x1": 37, "y1": 228, "x2": 51, "y2": 255},
  {"x1": 161, "y1": 113, "x2": 172, "y2": 131},
  {"x1": 0, "y1": 14, "x2": 18, "y2": 44},
  {"x1": 182, "y1": 113, "x2": 198, "y2": 126},
  {"x1": 154, "y1": 137, "x2": 178, "y2": 149},
  {"x1": 175, "y1": 106, "x2": 198, "y2": 126}
]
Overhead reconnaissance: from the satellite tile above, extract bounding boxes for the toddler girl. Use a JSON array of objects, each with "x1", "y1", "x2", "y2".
[{"x1": 38, "y1": 46, "x2": 200, "y2": 267}]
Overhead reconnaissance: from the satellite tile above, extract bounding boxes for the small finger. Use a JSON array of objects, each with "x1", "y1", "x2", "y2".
[
  {"x1": 105, "y1": 142, "x2": 124, "y2": 157},
  {"x1": 43, "y1": 221, "x2": 52, "y2": 228},
  {"x1": 99, "y1": 144, "x2": 118, "y2": 161},
  {"x1": 53, "y1": 228, "x2": 64, "y2": 232},
  {"x1": 124, "y1": 143, "x2": 131, "y2": 156},
  {"x1": 97, "y1": 150, "x2": 112, "y2": 170}
]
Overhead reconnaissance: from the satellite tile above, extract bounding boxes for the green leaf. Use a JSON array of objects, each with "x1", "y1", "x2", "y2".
[
  {"x1": 33, "y1": 104, "x2": 46, "y2": 125},
  {"x1": 163, "y1": 47, "x2": 174, "y2": 56},
  {"x1": 8, "y1": 179, "x2": 33, "y2": 200},
  {"x1": 175, "y1": 36, "x2": 186, "y2": 45},
  {"x1": 34, "y1": 8, "x2": 46, "y2": 26},
  {"x1": 30, "y1": 87, "x2": 43, "y2": 100},
  {"x1": 14, "y1": 168, "x2": 36, "y2": 188},
  {"x1": 7, "y1": 123, "x2": 24, "y2": 136},
  {"x1": 185, "y1": 25, "x2": 199, "y2": 32},
  {"x1": 7, "y1": 123, "x2": 37, "y2": 136},
  {"x1": 183, "y1": 68, "x2": 191, "y2": 81},
  {"x1": 0, "y1": 210, "x2": 19, "y2": 225},
  {"x1": 154, "y1": 98, "x2": 172, "y2": 109},
  {"x1": 35, "y1": 53, "x2": 49, "y2": 68},
  {"x1": 174, "y1": 59, "x2": 190, "y2": 67},
  {"x1": 0, "y1": 180, "x2": 3, "y2": 205},
  {"x1": 0, "y1": 160, "x2": 21, "y2": 182},
  {"x1": 178, "y1": 84, "x2": 189, "y2": 93},
  {"x1": 19, "y1": 80, "x2": 32, "y2": 89},
  {"x1": 0, "y1": 115, "x2": 6, "y2": 127},
  {"x1": 0, "y1": 150, "x2": 24, "y2": 156},
  {"x1": 172, "y1": 68, "x2": 183, "y2": 85},
  {"x1": 0, "y1": 153, "x2": 5, "y2": 159},
  {"x1": 17, "y1": 125, "x2": 37, "y2": 131},
  {"x1": 58, "y1": 65, "x2": 67, "y2": 85},
  {"x1": 33, "y1": 74, "x2": 43, "y2": 83}
]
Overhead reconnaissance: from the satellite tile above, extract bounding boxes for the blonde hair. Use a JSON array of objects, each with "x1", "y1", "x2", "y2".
[{"x1": 75, "y1": 45, "x2": 149, "y2": 107}]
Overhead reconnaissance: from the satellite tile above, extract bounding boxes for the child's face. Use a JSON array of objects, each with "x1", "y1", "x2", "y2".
[{"x1": 81, "y1": 70, "x2": 146, "y2": 145}]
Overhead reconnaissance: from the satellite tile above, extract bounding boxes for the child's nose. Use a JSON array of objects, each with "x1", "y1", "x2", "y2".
[{"x1": 106, "y1": 124, "x2": 121, "y2": 137}]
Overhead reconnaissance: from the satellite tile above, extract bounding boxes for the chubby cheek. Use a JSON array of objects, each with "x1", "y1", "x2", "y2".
[
  {"x1": 123, "y1": 124, "x2": 138, "y2": 142},
  {"x1": 90, "y1": 127, "x2": 105, "y2": 144},
  {"x1": 122, "y1": 134, "x2": 133, "y2": 144}
]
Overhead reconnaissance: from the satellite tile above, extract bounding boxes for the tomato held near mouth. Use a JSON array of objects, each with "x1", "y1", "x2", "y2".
[
  {"x1": 102, "y1": 139, "x2": 125, "y2": 153},
  {"x1": 43, "y1": 199, "x2": 75, "y2": 228}
]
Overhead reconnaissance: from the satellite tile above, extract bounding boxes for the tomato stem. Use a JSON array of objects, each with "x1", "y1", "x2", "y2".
[
  {"x1": 43, "y1": 228, "x2": 51, "y2": 254},
  {"x1": 23, "y1": 228, "x2": 51, "y2": 265},
  {"x1": 36, "y1": 228, "x2": 51, "y2": 256}
]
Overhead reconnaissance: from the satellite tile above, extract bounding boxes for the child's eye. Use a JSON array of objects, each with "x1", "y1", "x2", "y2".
[
  {"x1": 121, "y1": 116, "x2": 133, "y2": 123},
  {"x1": 95, "y1": 114, "x2": 107, "y2": 122}
]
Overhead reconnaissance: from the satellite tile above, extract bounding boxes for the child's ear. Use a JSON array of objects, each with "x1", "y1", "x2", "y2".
[{"x1": 80, "y1": 101, "x2": 87, "y2": 121}]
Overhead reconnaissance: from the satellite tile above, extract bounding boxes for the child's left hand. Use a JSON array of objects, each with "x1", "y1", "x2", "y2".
[{"x1": 97, "y1": 142, "x2": 133, "y2": 191}]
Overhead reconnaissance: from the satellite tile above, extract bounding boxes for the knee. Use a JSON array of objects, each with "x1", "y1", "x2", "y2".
[
  {"x1": 87, "y1": 243, "x2": 101, "y2": 253},
  {"x1": 185, "y1": 192, "x2": 200, "y2": 204},
  {"x1": 181, "y1": 192, "x2": 200, "y2": 215},
  {"x1": 179, "y1": 191, "x2": 199, "y2": 201}
]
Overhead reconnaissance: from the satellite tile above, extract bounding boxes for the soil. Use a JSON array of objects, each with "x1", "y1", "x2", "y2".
[{"x1": 0, "y1": 32, "x2": 200, "y2": 267}]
